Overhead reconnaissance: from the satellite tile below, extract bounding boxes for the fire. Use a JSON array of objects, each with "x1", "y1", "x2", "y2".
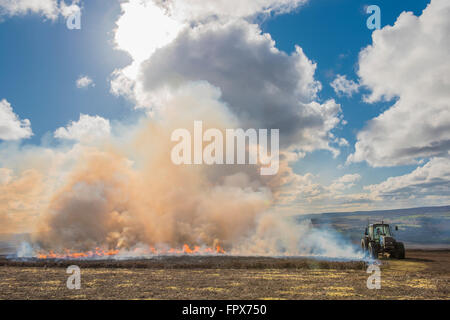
[
  {"x1": 35, "y1": 244, "x2": 226, "y2": 259},
  {"x1": 37, "y1": 248, "x2": 120, "y2": 259}
]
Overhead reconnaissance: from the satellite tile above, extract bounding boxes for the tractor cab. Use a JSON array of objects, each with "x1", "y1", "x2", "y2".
[{"x1": 366, "y1": 223, "x2": 395, "y2": 242}]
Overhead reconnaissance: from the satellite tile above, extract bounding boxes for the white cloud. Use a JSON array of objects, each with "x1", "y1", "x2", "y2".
[
  {"x1": 273, "y1": 166, "x2": 373, "y2": 213},
  {"x1": 159, "y1": 0, "x2": 307, "y2": 22},
  {"x1": 337, "y1": 137, "x2": 349, "y2": 147},
  {"x1": 0, "y1": 99, "x2": 33, "y2": 141},
  {"x1": 275, "y1": 168, "x2": 324, "y2": 205},
  {"x1": 54, "y1": 114, "x2": 110, "y2": 142},
  {"x1": 365, "y1": 157, "x2": 450, "y2": 203},
  {"x1": 328, "y1": 174, "x2": 361, "y2": 193},
  {"x1": 114, "y1": 0, "x2": 184, "y2": 64},
  {"x1": 114, "y1": 19, "x2": 343, "y2": 155},
  {"x1": 276, "y1": 172, "x2": 361, "y2": 205},
  {"x1": 112, "y1": 0, "x2": 308, "y2": 84},
  {"x1": 330, "y1": 74, "x2": 359, "y2": 97},
  {"x1": 58, "y1": 0, "x2": 80, "y2": 18},
  {"x1": 276, "y1": 158, "x2": 450, "y2": 213},
  {"x1": 112, "y1": 0, "x2": 308, "y2": 83},
  {"x1": 349, "y1": 0, "x2": 450, "y2": 167},
  {"x1": 76, "y1": 75, "x2": 94, "y2": 89},
  {"x1": 0, "y1": 0, "x2": 80, "y2": 20},
  {"x1": 109, "y1": 67, "x2": 136, "y2": 98}
]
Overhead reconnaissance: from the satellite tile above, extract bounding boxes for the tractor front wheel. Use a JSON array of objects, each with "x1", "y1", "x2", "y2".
[
  {"x1": 368, "y1": 242, "x2": 379, "y2": 259},
  {"x1": 361, "y1": 239, "x2": 368, "y2": 256}
]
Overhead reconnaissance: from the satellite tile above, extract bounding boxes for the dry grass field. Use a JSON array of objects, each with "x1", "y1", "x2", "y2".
[{"x1": 0, "y1": 250, "x2": 448, "y2": 300}]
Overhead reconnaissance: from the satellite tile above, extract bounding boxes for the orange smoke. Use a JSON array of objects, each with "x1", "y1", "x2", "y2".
[
  {"x1": 31, "y1": 117, "x2": 272, "y2": 254},
  {"x1": 0, "y1": 169, "x2": 45, "y2": 234}
]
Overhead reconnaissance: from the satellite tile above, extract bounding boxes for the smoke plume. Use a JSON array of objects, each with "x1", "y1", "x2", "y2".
[{"x1": 3, "y1": 83, "x2": 361, "y2": 260}]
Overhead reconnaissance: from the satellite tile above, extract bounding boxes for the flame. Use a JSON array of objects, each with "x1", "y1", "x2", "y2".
[
  {"x1": 36, "y1": 248, "x2": 120, "y2": 259},
  {"x1": 35, "y1": 244, "x2": 226, "y2": 259}
]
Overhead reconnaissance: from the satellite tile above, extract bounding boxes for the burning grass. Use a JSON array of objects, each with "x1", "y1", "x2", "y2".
[
  {"x1": 0, "y1": 255, "x2": 367, "y2": 270},
  {"x1": 32, "y1": 244, "x2": 226, "y2": 260}
]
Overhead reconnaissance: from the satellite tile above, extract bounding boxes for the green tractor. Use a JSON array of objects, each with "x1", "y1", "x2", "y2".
[{"x1": 361, "y1": 222, "x2": 405, "y2": 259}]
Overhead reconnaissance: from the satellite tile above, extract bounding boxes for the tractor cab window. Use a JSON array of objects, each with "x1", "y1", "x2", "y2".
[
  {"x1": 382, "y1": 225, "x2": 392, "y2": 237},
  {"x1": 373, "y1": 226, "x2": 382, "y2": 240},
  {"x1": 373, "y1": 225, "x2": 392, "y2": 239}
]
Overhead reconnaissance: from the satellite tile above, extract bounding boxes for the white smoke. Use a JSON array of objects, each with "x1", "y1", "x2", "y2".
[{"x1": 232, "y1": 215, "x2": 363, "y2": 259}]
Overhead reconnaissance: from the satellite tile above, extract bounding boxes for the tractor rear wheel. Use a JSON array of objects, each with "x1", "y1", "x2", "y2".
[{"x1": 395, "y1": 242, "x2": 405, "y2": 259}]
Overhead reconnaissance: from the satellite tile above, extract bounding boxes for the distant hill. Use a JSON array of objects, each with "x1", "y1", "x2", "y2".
[{"x1": 296, "y1": 205, "x2": 450, "y2": 247}]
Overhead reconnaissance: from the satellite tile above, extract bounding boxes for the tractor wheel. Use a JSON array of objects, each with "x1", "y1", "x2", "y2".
[
  {"x1": 395, "y1": 242, "x2": 405, "y2": 259},
  {"x1": 368, "y1": 242, "x2": 378, "y2": 259},
  {"x1": 361, "y1": 239, "x2": 368, "y2": 255}
]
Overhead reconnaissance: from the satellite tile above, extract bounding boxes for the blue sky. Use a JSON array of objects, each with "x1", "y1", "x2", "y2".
[
  {"x1": 0, "y1": 0, "x2": 134, "y2": 142},
  {"x1": 0, "y1": 0, "x2": 449, "y2": 220},
  {"x1": 262, "y1": 0, "x2": 429, "y2": 183},
  {"x1": 0, "y1": 0, "x2": 430, "y2": 143}
]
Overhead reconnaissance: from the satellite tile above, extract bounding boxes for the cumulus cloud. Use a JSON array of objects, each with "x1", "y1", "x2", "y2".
[
  {"x1": 0, "y1": 0, "x2": 80, "y2": 20},
  {"x1": 337, "y1": 137, "x2": 349, "y2": 147},
  {"x1": 330, "y1": 74, "x2": 359, "y2": 97},
  {"x1": 365, "y1": 157, "x2": 450, "y2": 204},
  {"x1": 328, "y1": 174, "x2": 361, "y2": 192},
  {"x1": 0, "y1": 99, "x2": 32, "y2": 141},
  {"x1": 349, "y1": 0, "x2": 450, "y2": 167},
  {"x1": 114, "y1": 0, "x2": 184, "y2": 64},
  {"x1": 114, "y1": 19, "x2": 343, "y2": 156},
  {"x1": 157, "y1": 0, "x2": 307, "y2": 22},
  {"x1": 58, "y1": 0, "x2": 80, "y2": 18},
  {"x1": 113, "y1": 0, "x2": 308, "y2": 66},
  {"x1": 274, "y1": 167, "x2": 324, "y2": 205},
  {"x1": 275, "y1": 157, "x2": 450, "y2": 213},
  {"x1": 54, "y1": 114, "x2": 110, "y2": 142},
  {"x1": 76, "y1": 75, "x2": 94, "y2": 89},
  {"x1": 273, "y1": 162, "x2": 370, "y2": 213}
]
